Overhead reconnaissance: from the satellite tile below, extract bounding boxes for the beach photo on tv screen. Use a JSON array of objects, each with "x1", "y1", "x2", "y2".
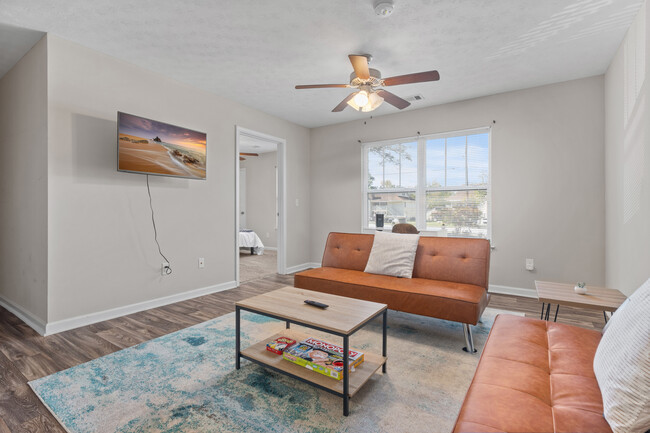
[{"x1": 117, "y1": 112, "x2": 207, "y2": 180}]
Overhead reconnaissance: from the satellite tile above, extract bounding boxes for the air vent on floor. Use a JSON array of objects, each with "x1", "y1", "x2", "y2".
[{"x1": 404, "y1": 94, "x2": 425, "y2": 102}]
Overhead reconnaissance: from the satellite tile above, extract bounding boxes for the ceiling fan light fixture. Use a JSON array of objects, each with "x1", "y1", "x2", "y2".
[
  {"x1": 346, "y1": 94, "x2": 362, "y2": 111},
  {"x1": 362, "y1": 91, "x2": 384, "y2": 112},
  {"x1": 347, "y1": 90, "x2": 384, "y2": 112},
  {"x1": 353, "y1": 90, "x2": 369, "y2": 107}
]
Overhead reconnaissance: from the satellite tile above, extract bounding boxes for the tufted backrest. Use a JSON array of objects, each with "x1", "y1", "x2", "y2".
[
  {"x1": 321, "y1": 232, "x2": 490, "y2": 289},
  {"x1": 321, "y1": 232, "x2": 375, "y2": 271},
  {"x1": 412, "y1": 236, "x2": 490, "y2": 289}
]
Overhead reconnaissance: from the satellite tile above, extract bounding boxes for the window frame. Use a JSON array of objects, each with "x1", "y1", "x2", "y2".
[{"x1": 361, "y1": 126, "x2": 492, "y2": 240}]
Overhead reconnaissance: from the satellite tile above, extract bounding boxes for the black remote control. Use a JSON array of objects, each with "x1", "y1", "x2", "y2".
[{"x1": 304, "y1": 300, "x2": 329, "y2": 309}]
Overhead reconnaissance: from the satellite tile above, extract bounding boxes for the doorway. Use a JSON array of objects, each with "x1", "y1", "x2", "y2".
[{"x1": 235, "y1": 126, "x2": 286, "y2": 285}]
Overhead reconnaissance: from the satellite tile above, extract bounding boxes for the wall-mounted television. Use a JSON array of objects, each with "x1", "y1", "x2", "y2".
[{"x1": 117, "y1": 112, "x2": 207, "y2": 180}]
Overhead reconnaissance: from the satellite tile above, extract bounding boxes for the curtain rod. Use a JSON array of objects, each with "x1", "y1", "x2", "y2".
[{"x1": 356, "y1": 121, "x2": 495, "y2": 145}]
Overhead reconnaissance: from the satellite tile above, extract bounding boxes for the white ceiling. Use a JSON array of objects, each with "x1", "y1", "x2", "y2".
[
  {"x1": 239, "y1": 134, "x2": 277, "y2": 155},
  {"x1": 0, "y1": 23, "x2": 44, "y2": 78},
  {"x1": 0, "y1": 0, "x2": 643, "y2": 128}
]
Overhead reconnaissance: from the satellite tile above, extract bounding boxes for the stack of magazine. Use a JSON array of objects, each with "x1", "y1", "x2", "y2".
[{"x1": 280, "y1": 337, "x2": 364, "y2": 381}]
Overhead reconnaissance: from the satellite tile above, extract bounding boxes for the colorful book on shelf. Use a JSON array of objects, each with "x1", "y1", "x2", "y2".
[
  {"x1": 302, "y1": 337, "x2": 364, "y2": 364},
  {"x1": 265, "y1": 337, "x2": 296, "y2": 355},
  {"x1": 282, "y1": 338, "x2": 364, "y2": 381}
]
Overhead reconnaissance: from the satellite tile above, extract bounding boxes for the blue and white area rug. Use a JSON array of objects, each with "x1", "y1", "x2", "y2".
[{"x1": 30, "y1": 308, "x2": 520, "y2": 433}]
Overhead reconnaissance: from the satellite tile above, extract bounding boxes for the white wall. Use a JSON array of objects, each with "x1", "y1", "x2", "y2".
[
  {"x1": 605, "y1": 4, "x2": 650, "y2": 296},
  {"x1": 0, "y1": 36, "x2": 48, "y2": 326},
  {"x1": 46, "y1": 35, "x2": 310, "y2": 324},
  {"x1": 240, "y1": 151, "x2": 278, "y2": 248},
  {"x1": 310, "y1": 77, "x2": 606, "y2": 292}
]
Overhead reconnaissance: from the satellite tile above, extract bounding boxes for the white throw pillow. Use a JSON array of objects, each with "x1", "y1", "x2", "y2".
[
  {"x1": 364, "y1": 231, "x2": 420, "y2": 278},
  {"x1": 593, "y1": 278, "x2": 650, "y2": 433}
]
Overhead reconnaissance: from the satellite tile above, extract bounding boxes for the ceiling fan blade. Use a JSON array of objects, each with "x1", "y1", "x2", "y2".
[
  {"x1": 348, "y1": 55, "x2": 370, "y2": 80},
  {"x1": 239, "y1": 152, "x2": 259, "y2": 156},
  {"x1": 332, "y1": 93, "x2": 356, "y2": 112},
  {"x1": 295, "y1": 84, "x2": 350, "y2": 89},
  {"x1": 239, "y1": 157, "x2": 246, "y2": 161},
  {"x1": 376, "y1": 89, "x2": 411, "y2": 109},
  {"x1": 382, "y1": 70, "x2": 440, "y2": 86}
]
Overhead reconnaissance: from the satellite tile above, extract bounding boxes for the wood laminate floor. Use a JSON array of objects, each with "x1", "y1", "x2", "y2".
[{"x1": 0, "y1": 273, "x2": 607, "y2": 432}]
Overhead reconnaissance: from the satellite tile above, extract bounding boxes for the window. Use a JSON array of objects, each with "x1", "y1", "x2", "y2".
[{"x1": 363, "y1": 128, "x2": 490, "y2": 239}]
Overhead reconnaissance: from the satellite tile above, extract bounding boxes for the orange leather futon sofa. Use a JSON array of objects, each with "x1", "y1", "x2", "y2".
[
  {"x1": 294, "y1": 232, "x2": 491, "y2": 351},
  {"x1": 454, "y1": 314, "x2": 611, "y2": 432}
]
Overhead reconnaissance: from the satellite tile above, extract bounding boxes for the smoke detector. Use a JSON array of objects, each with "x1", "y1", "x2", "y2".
[{"x1": 374, "y1": 1, "x2": 394, "y2": 17}]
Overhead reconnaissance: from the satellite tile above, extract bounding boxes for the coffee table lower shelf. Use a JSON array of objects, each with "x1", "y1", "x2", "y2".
[{"x1": 239, "y1": 330, "x2": 386, "y2": 398}]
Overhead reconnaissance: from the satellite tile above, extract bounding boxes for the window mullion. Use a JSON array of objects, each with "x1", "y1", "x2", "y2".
[
  {"x1": 399, "y1": 144, "x2": 402, "y2": 187},
  {"x1": 444, "y1": 138, "x2": 448, "y2": 187},
  {"x1": 363, "y1": 146, "x2": 368, "y2": 229},
  {"x1": 465, "y1": 135, "x2": 469, "y2": 186},
  {"x1": 382, "y1": 147, "x2": 385, "y2": 187},
  {"x1": 416, "y1": 137, "x2": 426, "y2": 231}
]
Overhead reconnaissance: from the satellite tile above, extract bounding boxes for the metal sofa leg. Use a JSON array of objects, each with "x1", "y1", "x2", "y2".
[{"x1": 463, "y1": 324, "x2": 477, "y2": 353}]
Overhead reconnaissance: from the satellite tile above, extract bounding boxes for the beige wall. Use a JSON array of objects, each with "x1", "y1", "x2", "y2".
[
  {"x1": 0, "y1": 36, "x2": 48, "y2": 325},
  {"x1": 310, "y1": 76, "x2": 606, "y2": 292},
  {"x1": 240, "y1": 151, "x2": 278, "y2": 248},
  {"x1": 5, "y1": 28, "x2": 641, "y2": 329},
  {"x1": 46, "y1": 35, "x2": 310, "y2": 323},
  {"x1": 605, "y1": 4, "x2": 650, "y2": 296}
]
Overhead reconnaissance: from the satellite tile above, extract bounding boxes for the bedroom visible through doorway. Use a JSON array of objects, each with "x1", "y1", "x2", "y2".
[{"x1": 235, "y1": 127, "x2": 286, "y2": 283}]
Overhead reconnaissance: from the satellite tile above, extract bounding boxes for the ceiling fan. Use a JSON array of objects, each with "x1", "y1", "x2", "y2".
[{"x1": 295, "y1": 54, "x2": 440, "y2": 113}]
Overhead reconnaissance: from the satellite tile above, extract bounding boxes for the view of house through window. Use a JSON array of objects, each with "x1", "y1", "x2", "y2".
[{"x1": 364, "y1": 128, "x2": 490, "y2": 238}]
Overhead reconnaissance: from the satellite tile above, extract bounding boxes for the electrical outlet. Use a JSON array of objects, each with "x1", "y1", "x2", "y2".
[
  {"x1": 161, "y1": 262, "x2": 171, "y2": 276},
  {"x1": 295, "y1": 198, "x2": 299, "y2": 207},
  {"x1": 525, "y1": 258, "x2": 534, "y2": 271},
  {"x1": 266, "y1": 232, "x2": 270, "y2": 238},
  {"x1": 198, "y1": 257, "x2": 205, "y2": 269}
]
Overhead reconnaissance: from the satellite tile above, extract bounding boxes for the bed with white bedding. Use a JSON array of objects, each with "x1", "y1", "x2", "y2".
[{"x1": 239, "y1": 230, "x2": 264, "y2": 255}]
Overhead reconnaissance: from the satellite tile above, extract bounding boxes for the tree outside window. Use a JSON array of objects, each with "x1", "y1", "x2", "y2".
[{"x1": 364, "y1": 130, "x2": 489, "y2": 239}]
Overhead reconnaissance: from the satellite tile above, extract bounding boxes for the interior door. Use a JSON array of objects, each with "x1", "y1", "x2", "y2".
[{"x1": 239, "y1": 168, "x2": 247, "y2": 229}]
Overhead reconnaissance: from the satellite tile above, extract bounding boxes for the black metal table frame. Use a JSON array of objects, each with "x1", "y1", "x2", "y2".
[
  {"x1": 235, "y1": 305, "x2": 388, "y2": 416},
  {"x1": 540, "y1": 302, "x2": 609, "y2": 323}
]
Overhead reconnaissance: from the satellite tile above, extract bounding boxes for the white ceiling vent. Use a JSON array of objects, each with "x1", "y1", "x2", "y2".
[{"x1": 405, "y1": 94, "x2": 425, "y2": 102}]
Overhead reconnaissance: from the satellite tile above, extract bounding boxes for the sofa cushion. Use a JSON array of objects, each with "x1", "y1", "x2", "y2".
[
  {"x1": 412, "y1": 236, "x2": 491, "y2": 288},
  {"x1": 320, "y1": 232, "x2": 491, "y2": 289},
  {"x1": 294, "y1": 267, "x2": 489, "y2": 325},
  {"x1": 321, "y1": 232, "x2": 374, "y2": 271},
  {"x1": 454, "y1": 315, "x2": 611, "y2": 433},
  {"x1": 364, "y1": 231, "x2": 420, "y2": 278},
  {"x1": 593, "y1": 278, "x2": 650, "y2": 433}
]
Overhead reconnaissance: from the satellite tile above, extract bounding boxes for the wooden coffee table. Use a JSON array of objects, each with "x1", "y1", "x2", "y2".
[
  {"x1": 535, "y1": 280, "x2": 627, "y2": 323},
  {"x1": 235, "y1": 286, "x2": 388, "y2": 416}
]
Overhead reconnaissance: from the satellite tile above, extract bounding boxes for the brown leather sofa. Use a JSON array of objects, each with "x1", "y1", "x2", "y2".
[
  {"x1": 294, "y1": 232, "x2": 491, "y2": 351},
  {"x1": 454, "y1": 314, "x2": 611, "y2": 432}
]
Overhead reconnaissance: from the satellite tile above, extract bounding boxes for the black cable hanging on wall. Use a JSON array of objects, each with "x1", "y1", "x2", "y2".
[{"x1": 146, "y1": 175, "x2": 172, "y2": 275}]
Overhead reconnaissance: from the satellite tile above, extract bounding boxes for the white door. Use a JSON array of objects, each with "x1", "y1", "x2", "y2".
[{"x1": 239, "y1": 168, "x2": 247, "y2": 229}]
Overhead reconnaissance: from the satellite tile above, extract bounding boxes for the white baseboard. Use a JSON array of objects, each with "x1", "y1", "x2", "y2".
[
  {"x1": 4, "y1": 278, "x2": 534, "y2": 336},
  {"x1": 45, "y1": 280, "x2": 238, "y2": 335},
  {"x1": 285, "y1": 262, "x2": 320, "y2": 274},
  {"x1": 0, "y1": 295, "x2": 47, "y2": 335},
  {"x1": 489, "y1": 284, "x2": 537, "y2": 299}
]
